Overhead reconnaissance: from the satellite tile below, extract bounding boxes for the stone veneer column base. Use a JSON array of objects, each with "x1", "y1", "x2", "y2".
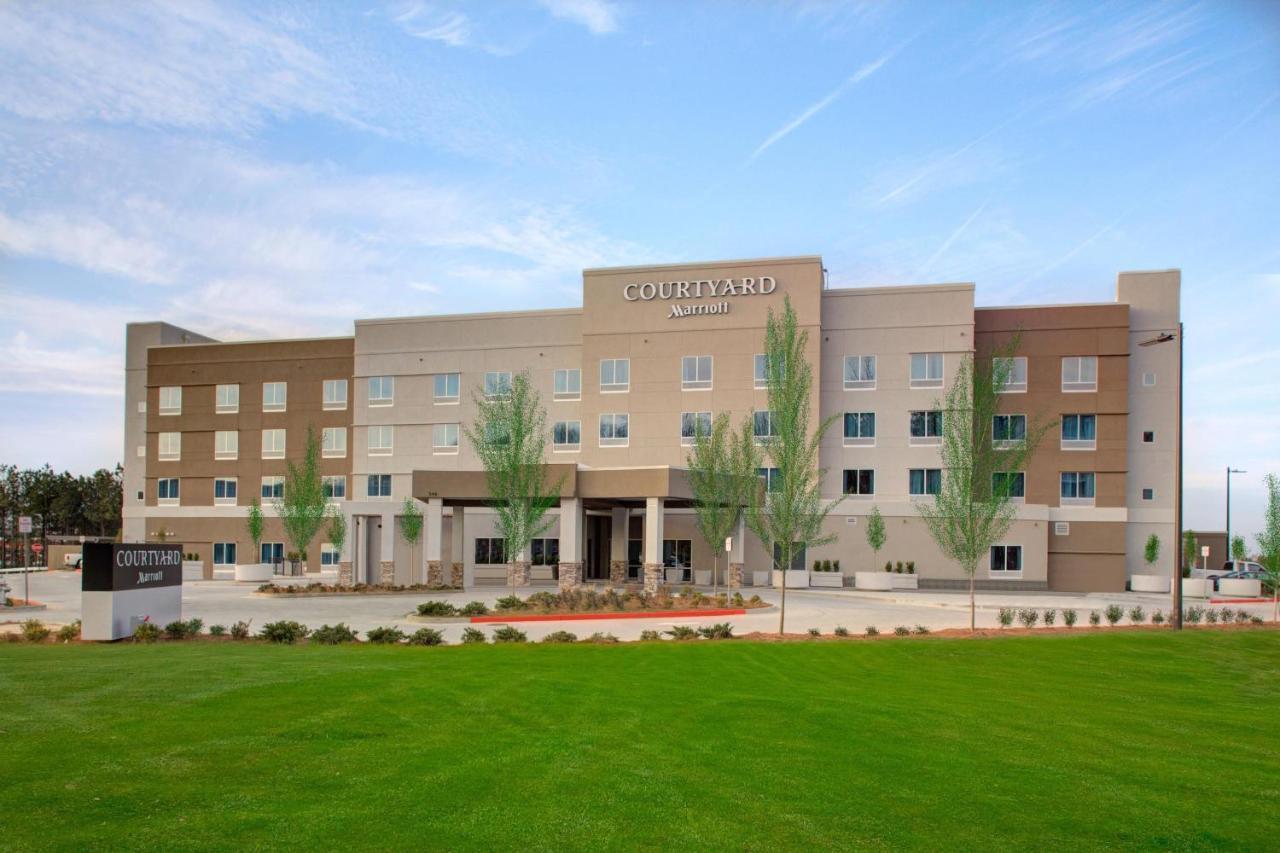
[
  {"x1": 509, "y1": 560, "x2": 531, "y2": 588},
  {"x1": 450, "y1": 562, "x2": 464, "y2": 588},
  {"x1": 609, "y1": 559, "x2": 627, "y2": 585},
  {"x1": 643, "y1": 562, "x2": 663, "y2": 594},
  {"x1": 378, "y1": 561, "x2": 395, "y2": 586},
  {"x1": 339, "y1": 561, "x2": 353, "y2": 586},
  {"x1": 426, "y1": 560, "x2": 443, "y2": 587},
  {"x1": 728, "y1": 562, "x2": 744, "y2": 589},
  {"x1": 557, "y1": 561, "x2": 582, "y2": 591}
]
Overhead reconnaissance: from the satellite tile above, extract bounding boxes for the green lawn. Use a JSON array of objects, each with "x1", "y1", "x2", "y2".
[{"x1": 1, "y1": 631, "x2": 1277, "y2": 851}]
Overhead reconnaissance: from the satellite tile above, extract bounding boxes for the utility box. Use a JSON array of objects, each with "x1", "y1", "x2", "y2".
[{"x1": 81, "y1": 543, "x2": 183, "y2": 641}]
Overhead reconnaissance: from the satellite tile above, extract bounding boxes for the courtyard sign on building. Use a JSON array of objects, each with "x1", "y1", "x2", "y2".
[{"x1": 623, "y1": 276, "x2": 779, "y2": 319}]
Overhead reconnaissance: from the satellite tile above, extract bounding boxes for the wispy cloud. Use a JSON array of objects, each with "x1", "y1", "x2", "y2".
[
  {"x1": 536, "y1": 0, "x2": 621, "y2": 35},
  {"x1": 0, "y1": 211, "x2": 176, "y2": 285},
  {"x1": 872, "y1": 110, "x2": 1024, "y2": 206},
  {"x1": 917, "y1": 201, "x2": 987, "y2": 280}
]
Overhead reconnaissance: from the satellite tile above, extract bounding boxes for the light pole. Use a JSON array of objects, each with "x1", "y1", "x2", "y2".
[
  {"x1": 1140, "y1": 326, "x2": 1182, "y2": 629},
  {"x1": 1226, "y1": 467, "x2": 1246, "y2": 563}
]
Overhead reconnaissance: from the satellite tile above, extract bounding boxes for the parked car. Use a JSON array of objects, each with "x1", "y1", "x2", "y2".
[{"x1": 1211, "y1": 568, "x2": 1268, "y2": 592}]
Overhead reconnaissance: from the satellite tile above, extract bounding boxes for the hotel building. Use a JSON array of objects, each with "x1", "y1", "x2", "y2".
[{"x1": 122, "y1": 256, "x2": 1180, "y2": 592}]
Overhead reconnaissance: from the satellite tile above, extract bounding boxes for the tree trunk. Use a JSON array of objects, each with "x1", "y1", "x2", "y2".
[
  {"x1": 969, "y1": 571, "x2": 976, "y2": 632},
  {"x1": 778, "y1": 544, "x2": 788, "y2": 636}
]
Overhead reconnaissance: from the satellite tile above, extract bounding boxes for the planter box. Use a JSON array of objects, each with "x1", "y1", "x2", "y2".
[
  {"x1": 809, "y1": 572, "x2": 844, "y2": 588},
  {"x1": 665, "y1": 568, "x2": 689, "y2": 584},
  {"x1": 1219, "y1": 578, "x2": 1262, "y2": 597},
  {"x1": 751, "y1": 570, "x2": 771, "y2": 587},
  {"x1": 235, "y1": 563, "x2": 274, "y2": 582},
  {"x1": 694, "y1": 569, "x2": 712, "y2": 586},
  {"x1": 890, "y1": 574, "x2": 918, "y2": 590},
  {"x1": 529, "y1": 566, "x2": 554, "y2": 582},
  {"x1": 771, "y1": 569, "x2": 809, "y2": 589},
  {"x1": 182, "y1": 560, "x2": 204, "y2": 581},
  {"x1": 1130, "y1": 574, "x2": 1170, "y2": 593},
  {"x1": 1181, "y1": 578, "x2": 1211, "y2": 598},
  {"x1": 854, "y1": 571, "x2": 894, "y2": 591}
]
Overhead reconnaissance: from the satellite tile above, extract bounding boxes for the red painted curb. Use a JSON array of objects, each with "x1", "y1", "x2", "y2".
[
  {"x1": 471, "y1": 608, "x2": 747, "y2": 624},
  {"x1": 1210, "y1": 598, "x2": 1271, "y2": 604}
]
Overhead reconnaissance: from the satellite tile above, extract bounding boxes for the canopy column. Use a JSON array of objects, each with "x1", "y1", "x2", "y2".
[{"x1": 643, "y1": 497, "x2": 664, "y2": 593}]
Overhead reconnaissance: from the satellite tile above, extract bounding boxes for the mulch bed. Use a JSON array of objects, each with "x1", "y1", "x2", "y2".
[{"x1": 740, "y1": 622, "x2": 1278, "y2": 642}]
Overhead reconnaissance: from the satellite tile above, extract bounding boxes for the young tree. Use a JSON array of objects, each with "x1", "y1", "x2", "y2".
[
  {"x1": 1255, "y1": 473, "x2": 1280, "y2": 622},
  {"x1": 1144, "y1": 533, "x2": 1161, "y2": 569},
  {"x1": 398, "y1": 497, "x2": 424, "y2": 584},
  {"x1": 272, "y1": 425, "x2": 328, "y2": 574},
  {"x1": 1182, "y1": 530, "x2": 1198, "y2": 574},
  {"x1": 247, "y1": 499, "x2": 265, "y2": 564},
  {"x1": 1230, "y1": 535, "x2": 1247, "y2": 563},
  {"x1": 686, "y1": 413, "x2": 752, "y2": 596},
  {"x1": 464, "y1": 370, "x2": 561, "y2": 598},
  {"x1": 327, "y1": 506, "x2": 347, "y2": 572},
  {"x1": 865, "y1": 505, "x2": 886, "y2": 571},
  {"x1": 915, "y1": 339, "x2": 1054, "y2": 631},
  {"x1": 742, "y1": 296, "x2": 843, "y2": 635}
]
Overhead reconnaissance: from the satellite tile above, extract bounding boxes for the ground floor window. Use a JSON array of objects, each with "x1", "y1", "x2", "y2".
[
  {"x1": 213, "y1": 542, "x2": 237, "y2": 565},
  {"x1": 662, "y1": 539, "x2": 692, "y2": 568},
  {"x1": 843, "y1": 469, "x2": 874, "y2": 495},
  {"x1": 990, "y1": 544, "x2": 1022, "y2": 574},
  {"x1": 530, "y1": 538, "x2": 559, "y2": 566},
  {"x1": 260, "y1": 542, "x2": 284, "y2": 565},
  {"x1": 772, "y1": 543, "x2": 807, "y2": 572},
  {"x1": 321, "y1": 543, "x2": 339, "y2": 566},
  {"x1": 475, "y1": 537, "x2": 506, "y2": 565}
]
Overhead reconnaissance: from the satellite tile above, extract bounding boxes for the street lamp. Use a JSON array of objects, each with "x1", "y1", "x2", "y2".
[
  {"x1": 1139, "y1": 327, "x2": 1182, "y2": 629},
  {"x1": 1227, "y1": 467, "x2": 1246, "y2": 562}
]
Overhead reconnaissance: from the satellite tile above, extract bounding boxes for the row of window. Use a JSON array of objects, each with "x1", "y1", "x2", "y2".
[{"x1": 208, "y1": 542, "x2": 341, "y2": 566}]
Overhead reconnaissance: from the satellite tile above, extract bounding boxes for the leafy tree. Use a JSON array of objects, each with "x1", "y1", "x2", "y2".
[
  {"x1": 273, "y1": 425, "x2": 328, "y2": 572},
  {"x1": 464, "y1": 370, "x2": 561, "y2": 598},
  {"x1": 686, "y1": 413, "x2": 752, "y2": 596},
  {"x1": 399, "y1": 497, "x2": 424, "y2": 583},
  {"x1": 1143, "y1": 533, "x2": 1161, "y2": 568},
  {"x1": 327, "y1": 506, "x2": 347, "y2": 568},
  {"x1": 865, "y1": 505, "x2": 886, "y2": 570},
  {"x1": 915, "y1": 338, "x2": 1054, "y2": 631},
  {"x1": 1255, "y1": 473, "x2": 1280, "y2": 622},
  {"x1": 1230, "y1": 535, "x2": 1247, "y2": 563},
  {"x1": 247, "y1": 499, "x2": 265, "y2": 563},
  {"x1": 1182, "y1": 530, "x2": 1198, "y2": 573},
  {"x1": 742, "y1": 295, "x2": 843, "y2": 635}
]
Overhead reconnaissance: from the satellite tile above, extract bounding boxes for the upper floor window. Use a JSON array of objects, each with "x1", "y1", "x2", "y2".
[
  {"x1": 843, "y1": 355, "x2": 876, "y2": 390},
  {"x1": 680, "y1": 411, "x2": 711, "y2": 446},
  {"x1": 261, "y1": 476, "x2": 284, "y2": 500},
  {"x1": 484, "y1": 371, "x2": 512, "y2": 400},
  {"x1": 682, "y1": 356, "x2": 712, "y2": 390},
  {"x1": 322, "y1": 427, "x2": 347, "y2": 458},
  {"x1": 432, "y1": 423, "x2": 459, "y2": 454},
  {"x1": 158, "y1": 431, "x2": 181, "y2": 461},
  {"x1": 368, "y1": 376, "x2": 394, "y2": 407},
  {"x1": 261, "y1": 428, "x2": 285, "y2": 459},
  {"x1": 909, "y1": 468, "x2": 942, "y2": 497},
  {"x1": 992, "y1": 471, "x2": 1025, "y2": 500},
  {"x1": 600, "y1": 358, "x2": 630, "y2": 393},
  {"x1": 214, "y1": 477, "x2": 237, "y2": 505},
  {"x1": 214, "y1": 430, "x2": 238, "y2": 460},
  {"x1": 157, "y1": 477, "x2": 179, "y2": 505},
  {"x1": 843, "y1": 412, "x2": 875, "y2": 447},
  {"x1": 368, "y1": 425, "x2": 393, "y2": 456},
  {"x1": 322, "y1": 475, "x2": 346, "y2": 500},
  {"x1": 367, "y1": 474, "x2": 392, "y2": 498},
  {"x1": 1061, "y1": 356, "x2": 1097, "y2": 392},
  {"x1": 599, "y1": 413, "x2": 629, "y2": 447},
  {"x1": 552, "y1": 420, "x2": 581, "y2": 451},
  {"x1": 992, "y1": 414, "x2": 1027, "y2": 447},
  {"x1": 843, "y1": 469, "x2": 875, "y2": 496},
  {"x1": 757, "y1": 467, "x2": 781, "y2": 492},
  {"x1": 753, "y1": 410, "x2": 778, "y2": 444},
  {"x1": 1061, "y1": 414, "x2": 1097, "y2": 450},
  {"x1": 909, "y1": 410, "x2": 943, "y2": 444},
  {"x1": 262, "y1": 382, "x2": 287, "y2": 412},
  {"x1": 1060, "y1": 471, "x2": 1096, "y2": 505},
  {"x1": 323, "y1": 379, "x2": 348, "y2": 411},
  {"x1": 158, "y1": 386, "x2": 181, "y2": 416},
  {"x1": 216, "y1": 383, "x2": 239, "y2": 413},
  {"x1": 434, "y1": 373, "x2": 460, "y2": 403},
  {"x1": 995, "y1": 357, "x2": 1027, "y2": 393},
  {"x1": 910, "y1": 353, "x2": 943, "y2": 389},
  {"x1": 554, "y1": 369, "x2": 581, "y2": 401}
]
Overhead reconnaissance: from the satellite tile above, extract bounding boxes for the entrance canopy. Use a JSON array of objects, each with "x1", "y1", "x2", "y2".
[{"x1": 411, "y1": 464, "x2": 702, "y2": 510}]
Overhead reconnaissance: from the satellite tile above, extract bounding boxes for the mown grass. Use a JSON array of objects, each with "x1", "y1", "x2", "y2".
[{"x1": 1, "y1": 630, "x2": 1277, "y2": 851}]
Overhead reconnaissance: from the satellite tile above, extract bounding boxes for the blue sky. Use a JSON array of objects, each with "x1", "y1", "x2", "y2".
[{"x1": 1, "y1": 0, "x2": 1277, "y2": 537}]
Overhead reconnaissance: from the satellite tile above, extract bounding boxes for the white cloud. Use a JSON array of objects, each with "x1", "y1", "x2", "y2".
[
  {"x1": 536, "y1": 0, "x2": 621, "y2": 35},
  {"x1": 0, "y1": 211, "x2": 176, "y2": 285}
]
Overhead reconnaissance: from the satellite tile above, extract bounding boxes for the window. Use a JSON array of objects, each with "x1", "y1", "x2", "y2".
[
  {"x1": 158, "y1": 386, "x2": 181, "y2": 415},
  {"x1": 992, "y1": 471, "x2": 1025, "y2": 500},
  {"x1": 322, "y1": 475, "x2": 346, "y2": 500},
  {"x1": 757, "y1": 467, "x2": 781, "y2": 492},
  {"x1": 1142, "y1": 430, "x2": 1155, "y2": 444},
  {"x1": 552, "y1": 420, "x2": 581, "y2": 451},
  {"x1": 158, "y1": 431, "x2": 181, "y2": 461},
  {"x1": 1060, "y1": 472, "x2": 1096, "y2": 504},
  {"x1": 843, "y1": 355, "x2": 876, "y2": 390},
  {"x1": 262, "y1": 382, "x2": 287, "y2": 412},
  {"x1": 910, "y1": 353, "x2": 943, "y2": 388},
  {"x1": 843, "y1": 412, "x2": 875, "y2": 447},
  {"x1": 323, "y1": 379, "x2": 348, "y2": 411},
  {"x1": 662, "y1": 539, "x2": 693, "y2": 568},
  {"x1": 434, "y1": 373, "x2": 460, "y2": 403},
  {"x1": 214, "y1": 430, "x2": 238, "y2": 460},
  {"x1": 995, "y1": 357, "x2": 1028, "y2": 393},
  {"x1": 843, "y1": 469, "x2": 875, "y2": 496},
  {"x1": 322, "y1": 427, "x2": 347, "y2": 458},
  {"x1": 909, "y1": 468, "x2": 942, "y2": 496},
  {"x1": 990, "y1": 544, "x2": 1022, "y2": 574},
  {"x1": 599, "y1": 413, "x2": 629, "y2": 447},
  {"x1": 600, "y1": 358, "x2": 630, "y2": 392},
  {"x1": 367, "y1": 474, "x2": 392, "y2": 498},
  {"x1": 1061, "y1": 356, "x2": 1097, "y2": 392},
  {"x1": 1061, "y1": 414, "x2": 1097, "y2": 449},
  {"x1": 261, "y1": 476, "x2": 284, "y2": 500},
  {"x1": 214, "y1": 477, "x2": 237, "y2": 505},
  {"x1": 474, "y1": 537, "x2": 506, "y2": 565},
  {"x1": 157, "y1": 478, "x2": 179, "y2": 504},
  {"x1": 680, "y1": 411, "x2": 711, "y2": 445},
  {"x1": 216, "y1": 383, "x2": 239, "y2": 413},
  {"x1": 432, "y1": 423, "x2": 459, "y2": 453},
  {"x1": 213, "y1": 542, "x2": 237, "y2": 565},
  {"x1": 753, "y1": 410, "x2": 778, "y2": 444},
  {"x1": 261, "y1": 428, "x2": 285, "y2": 459},
  {"x1": 368, "y1": 376, "x2": 394, "y2": 407},
  {"x1": 753, "y1": 354, "x2": 769, "y2": 389},
  {"x1": 368, "y1": 425, "x2": 393, "y2": 456},
  {"x1": 992, "y1": 414, "x2": 1027, "y2": 447},
  {"x1": 260, "y1": 542, "x2": 284, "y2": 565},
  {"x1": 909, "y1": 410, "x2": 943, "y2": 444},
  {"x1": 321, "y1": 543, "x2": 340, "y2": 566},
  {"x1": 1142, "y1": 487, "x2": 1154, "y2": 501},
  {"x1": 530, "y1": 538, "x2": 560, "y2": 566},
  {"x1": 682, "y1": 356, "x2": 712, "y2": 390},
  {"x1": 554, "y1": 368, "x2": 581, "y2": 401},
  {"x1": 484, "y1": 371, "x2": 512, "y2": 399}
]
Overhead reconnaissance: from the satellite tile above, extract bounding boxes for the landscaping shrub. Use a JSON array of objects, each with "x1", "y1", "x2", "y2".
[
  {"x1": 541, "y1": 630, "x2": 578, "y2": 644},
  {"x1": 895, "y1": 561, "x2": 904, "y2": 574},
  {"x1": 365, "y1": 626, "x2": 406, "y2": 644},
  {"x1": 834, "y1": 626, "x2": 849, "y2": 637},
  {"x1": 1235, "y1": 609, "x2": 1251, "y2": 624},
  {"x1": 865, "y1": 626, "x2": 879, "y2": 636},
  {"x1": 460, "y1": 627, "x2": 487, "y2": 644},
  {"x1": 1089, "y1": 610, "x2": 1101, "y2": 627},
  {"x1": 584, "y1": 632, "x2": 619, "y2": 644},
  {"x1": 997, "y1": 607, "x2": 1015, "y2": 628},
  {"x1": 807, "y1": 627, "x2": 820, "y2": 637},
  {"x1": 416, "y1": 601, "x2": 458, "y2": 617},
  {"x1": 133, "y1": 622, "x2": 161, "y2": 643},
  {"x1": 893, "y1": 626, "x2": 910, "y2": 636},
  {"x1": 56, "y1": 620, "x2": 81, "y2": 642},
  {"x1": 310, "y1": 623, "x2": 358, "y2": 645},
  {"x1": 913, "y1": 625, "x2": 930, "y2": 635},
  {"x1": 906, "y1": 561, "x2": 915, "y2": 574},
  {"x1": 748, "y1": 595, "x2": 764, "y2": 606},
  {"x1": 1206, "y1": 608, "x2": 1220, "y2": 624},
  {"x1": 21, "y1": 619, "x2": 51, "y2": 643},
  {"x1": 1018, "y1": 609, "x2": 1039, "y2": 628},
  {"x1": 1128, "y1": 606, "x2": 1146, "y2": 625},
  {"x1": 229, "y1": 621, "x2": 251, "y2": 640},
  {"x1": 1151, "y1": 610, "x2": 1165, "y2": 625},
  {"x1": 1062, "y1": 608, "x2": 1078, "y2": 628},
  {"x1": 491, "y1": 625, "x2": 528, "y2": 644},
  {"x1": 884, "y1": 561, "x2": 892, "y2": 573},
  {"x1": 527, "y1": 591, "x2": 559, "y2": 610},
  {"x1": 1043, "y1": 609, "x2": 1057, "y2": 626},
  {"x1": 163, "y1": 620, "x2": 191, "y2": 640},
  {"x1": 209, "y1": 624, "x2": 227, "y2": 636},
  {"x1": 1104, "y1": 605, "x2": 1124, "y2": 626},
  {"x1": 698, "y1": 623, "x2": 734, "y2": 640},
  {"x1": 639, "y1": 630, "x2": 661, "y2": 641},
  {"x1": 1250, "y1": 616, "x2": 1263, "y2": 624},
  {"x1": 495, "y1": 595, "x2": 525, "y2": 611},
  {"x1": 1184, "y1": 606, "x2": 1204, "y2": 625},
  {"x1": 665, "y1": 625, "x2": 698, "y2": 641},
  {"x1": 731, "y1": 592, "x2": 745, "y2": 607},
  {"x1": 260, "y1": 621, "x2": 309, "y2": 644},
  {"x1": 407, "y1": 628, "x2": 446, "y2": 646}
]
